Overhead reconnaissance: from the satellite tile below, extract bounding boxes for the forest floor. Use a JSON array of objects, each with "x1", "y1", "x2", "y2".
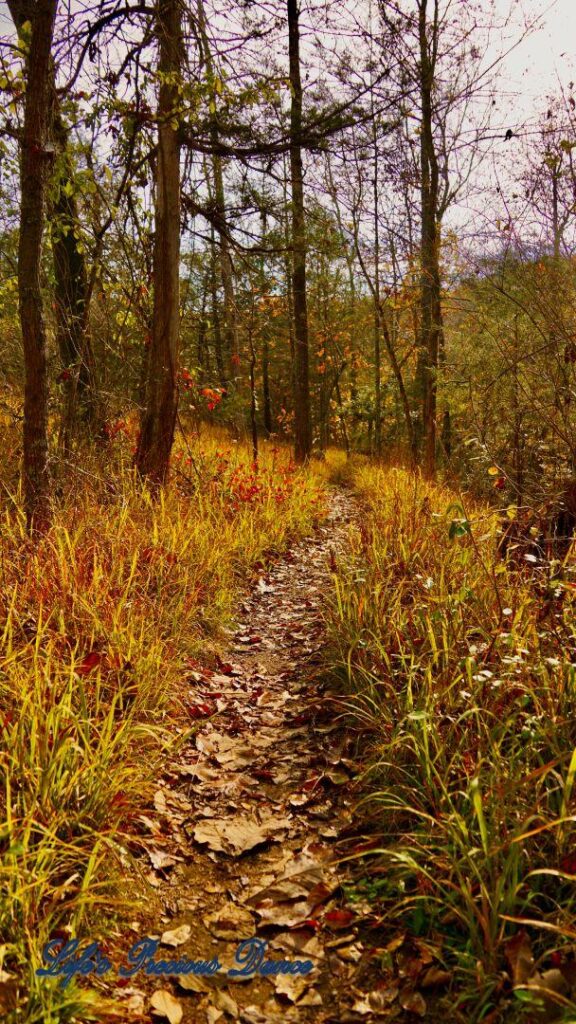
[
  {"x1": 7, "y1": 444, "x2": 574, "y2": 1023},
  {"x1": 101, "y1": 487, "x2": 401, "y2": 1024}
]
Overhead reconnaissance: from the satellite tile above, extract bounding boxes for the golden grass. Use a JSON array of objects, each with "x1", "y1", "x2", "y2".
[
  {"x1": 0, "y1": 429, "x2": 324, "y2": 1022},
  {"x1": 327, "y1": 464, "x2": 576, "y2": 1021}
]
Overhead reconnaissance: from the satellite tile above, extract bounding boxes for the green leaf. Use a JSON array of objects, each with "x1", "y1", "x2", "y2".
[{"x1": 449, "y1": 519, "x2": 471, "y2": 541}]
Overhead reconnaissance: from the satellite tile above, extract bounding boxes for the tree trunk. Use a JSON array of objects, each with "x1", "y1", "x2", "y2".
[
  {"x1": 418, "y1": 0, "x2": 442, "y2": 478},
  {"x1": 51, "y1": 114, "x2": 104, "y2": 446},
  {"x1": 262, "y1": 338, "x2": 272, "y2": 436},
  {"x1": 372, "y1": 102, "x2": 382, "y2": 455},
  {"x1": 10, "y1": 0, "x2": 58, "y2": 532},
  {"x1": 10, "y1": 0, "x2": 103, "y2": 450},
  {"x1": 288, "y1": 0, "x2": 312, "y2": 463},
  {"x1": 197, "y1": 0, "x2": 238, "y2": 383},
  {"x1": 209, "y1": 225, "x2": 228, "y2": 390},
  {"x1": 282, "y1": 154, "x2": 296, "y2": 393},
  {"x1": 135, "y1": 0, "x2": 182, "y2": 486},
  {"x1": 248, "y1": 308, "x2": 259, "y2": 467}
]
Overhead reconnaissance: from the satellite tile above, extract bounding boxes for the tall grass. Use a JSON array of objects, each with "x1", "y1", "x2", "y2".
[
  {"x1": 327, "y1": 465, "x2": 576, "y2": 1021},
  {"x1": 0, "y1": 431, "x2": 323, "y2": 1021}
]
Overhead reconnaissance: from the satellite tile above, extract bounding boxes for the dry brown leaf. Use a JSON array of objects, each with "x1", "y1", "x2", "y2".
[
  {"x1": 335, "y1": 943, "x2": 363, "y2": 963},
  {"x1": 206, "y1": 1008, "x2": 224, "y2": 1024},
  {"x1": 154, "y1": 790, "x2": 168, "y2": 814},
  {"x1": 145, "y1": 871, "x2": 163, "y2": 888},
  {"x1": 539, "y1": 968, "x2": 570, "y2": 995},
  {"x1": 177, "y1": 763, "x2": 219, "y2": 781},
  {"x1": 147, "y1": 848, "x2": 183, "y2": 871},
  {"x1": 213, "y1": 989, "x2": 239, "y2": 1016},
  {"x1": 245, "y1": 859, "x2": 328, "y2": 905},
  {"x1": 150, "y1": 989, "x2": 183, "y2": 1024},
  {"x1": 196, "y1": 732, "x2": 275, "y2": 769},
  {"x1": 385, "y1": 933, "x2": 406, "y2": 954},
  {"x1": 177, "y1": 974, "x2": 221, "y2": 993},
  {"x1": 369, "y1": 987, "x2": 399, "y2": 1009},
  {"x1": 160, "y1": 924, "x2": 191, "y2": 948},
  {"x1": 203, "y1": 903, "x2": 254, "y2": 940},
  {"x1": 505, "y1": 930, "x2": 535, "y2": 986},
  {"x1": 269, "y1": 931, "x2": 323, "y2": 961},
  {"x1": 240, "y1": 1004, "x2": 299, "y2": 1024},
  {"x1": 193, "y1": 813, "x2": 291, "y2": 855},
  {"x1": 113, "y1": 987, "x2": 146, "y2": 1016},
  {"x1": 274, "y1": 972, "x2": 318, "y2": 1005},
  {"x1": 400, "y1": 990, "x2": 427, "y2": 1016},
  {"x1": 420, "y1": 966, "x2": 452, "y2": 988},
  {"x1": 351, "y1": 997, "x2": 373, "y2": 1016},
  {"x1": 251, "y1": 899, "x2": 312, "y2": 928}
]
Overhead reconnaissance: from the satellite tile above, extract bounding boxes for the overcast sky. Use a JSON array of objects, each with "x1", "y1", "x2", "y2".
[{"x1": 496, "y1": 0, "x2": 576, "y2": 127}]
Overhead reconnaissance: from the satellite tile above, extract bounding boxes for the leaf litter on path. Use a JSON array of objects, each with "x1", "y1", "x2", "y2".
[{"x1": 118, "y1": 492, "x2": 421, "y2": 1022}]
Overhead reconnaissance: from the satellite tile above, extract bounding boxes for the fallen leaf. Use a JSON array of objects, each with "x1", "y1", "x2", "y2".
[
  {"x1": 274, "y1": 973, "x2": 318, "y2": 1005},
  {"x1": 420, "y1": 966, "x2": 452, "y2": 988},
  {"x1": 76, "y1": 651, "x2": 104, "y2": 675},
  {"x1": 400, "y1": 990, "x2": 426, "y2": 1016},
  {"x1": 154, "y1": 790, "x2": 168, "y2": 814},
  {"x1": 160, "y1": 924, "x2": 191, "y2": 947},
  {"x1": 324, "y1": 908, "x2": 355, "y2": 931},
  {"x1": 369, "y1": 987, "x2": 399, "y2": 1009},
  {"x1": 193, "y1": 813, "x2": 291, "y2": 855},
  {"x1": 206, "y1": 1008, "x2": 224, "y2": 1024},
  {"x1": 150, "y1": 989, "x2": 183, "y2": 1024},
  {"x1": 213, "y1": 989, "x2": 239, "y2": 1016},
  {"x1": 203, "y1": 903, "x2": 254, "y2": 940},
  {"x1": 244, "y1": 851, "x2": 333, "y2": 905},
  {"x1": 187, "y1": 702, "x2": 216, "y2": 719},
  {"x1": 269, "y1": 931, "x2": 324, "y2": 961},
  {"x1": 505, "y1": 930, "x2": 535, "y2": 986},
  {"x1": 240, "y1": 1004, "x2": 299, "y2": 1023},
  {"x1": 351, "y1": 997, "x2": 373, "y2": 1016},
  {"x1": 536, "y1": 968, "x2": 569, "y2": 996},
  {"x1": 334, "y1": 943, "x2": 363, "y2": 963},
  {"x1": 177, "y1": 975, "x2": 216, "y2": 993},
  {"x1": 145, "y1": 871, "x2": 163, "y2": 888},
  {"x1": 113, "y1": 987, "x2": 146, "y2": 1015},
  {"x1": 385, "y1": 934, "x2": 406, "y2": 954},
  {"x1": 196, "y1": 733, "x2": 270, "y2": 769},
  {"x1": 147, "y1": 848, "x2": 183, "y2": 871}
]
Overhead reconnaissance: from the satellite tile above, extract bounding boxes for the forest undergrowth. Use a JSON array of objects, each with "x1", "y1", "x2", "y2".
[
  {"x1": 327, "y1": 460, "x2": 576, "y2": 1021},
  {"x1": 0, "y1": 427, "x2": 324, "y2": 1022},
  {"x1": 4, "y1": 434, "x2": 576, "y2": 1022}
]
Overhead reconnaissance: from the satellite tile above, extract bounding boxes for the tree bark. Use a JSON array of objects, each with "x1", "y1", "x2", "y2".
[
  {"x1": 418, "y1": 0, "x2": 442, "y2": 478},
  {"x1": 135, "y1": 0, "x2": 182, "y2": 486},
  {"x1": 51, "y1": 114, "x2": 104, "y2": 446},
  {"x1": 288, "y1": 0, "x2": 312, "y2": 463},
  {"x1": 10, "y1": 0, "x2": 58, "y2": 532},
  {"x1": 10, "y1": 0, "x2": 103, "y2": 448},
  {"x1": 209, "y1": 224, "x2": 228, "y2": 391},
  {"x1": 372, "y1": 100, "x2": 382, "y2": 455},
  {"x1": 197, "y1": 0, "x2": 238, "y2": 383}
]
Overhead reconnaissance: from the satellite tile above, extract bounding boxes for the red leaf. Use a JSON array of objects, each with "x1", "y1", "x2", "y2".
[
  {"x1": 76, "y1": 651, "x2": 104, "y2": 676},
  {"x1": 560, "y1": 853, "x2": 576, "y2": 874},
  {"x1": 325, "y1": 909, "x2": 355, "y2": 931},
  {"x1": 187, "y1": 702, "x2": 215, "y2": 719}
]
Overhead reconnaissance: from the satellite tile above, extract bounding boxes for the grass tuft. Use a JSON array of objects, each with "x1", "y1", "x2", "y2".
[
  {"x1": 0, "y1": 431, "x2": 324, "y2": 1021},
  {"x1": 328, "y1": 464, "x2": 576, "y2": 1021}
]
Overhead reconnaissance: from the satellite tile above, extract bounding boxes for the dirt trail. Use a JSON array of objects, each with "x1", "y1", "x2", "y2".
[{"x1": 112, "y1": 490, "x2": 383, "y2": 1024}]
